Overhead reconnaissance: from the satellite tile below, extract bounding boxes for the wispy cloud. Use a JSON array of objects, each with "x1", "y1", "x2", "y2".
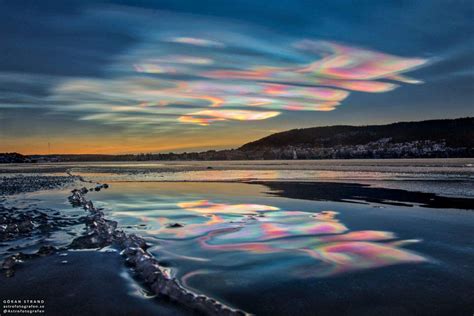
[
  {"x1": 33, "y1": 8, "x2": 427, "y2": 130},
  {"x1": 167, "y1": 37, "x2": 225, "y2": 47},
  {"x1": 0, "y1": 6, "x2": 429, "y2": 134}
]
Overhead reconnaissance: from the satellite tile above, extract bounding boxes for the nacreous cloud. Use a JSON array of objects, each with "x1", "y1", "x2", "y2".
[
  {"x1": 48, "y1": 9, "x2": 428, "y2": 128},
  {"x1": 179, "y1": 110, "x2": 281, "y2": 126},
  {"x1": 167, "y1": 37, "x2": 225, "y2": 47}
]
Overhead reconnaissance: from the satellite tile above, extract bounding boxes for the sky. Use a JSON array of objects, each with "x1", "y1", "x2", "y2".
[{"x1": 0, "y1": 0, "x2": 472, "y2": 154}]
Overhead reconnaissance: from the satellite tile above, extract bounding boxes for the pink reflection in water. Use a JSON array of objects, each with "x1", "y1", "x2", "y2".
[
  {"x1": 171, "y1": 200, "x2": 427, "y2": 277},
  {"x1": 178, "y1": 200, "x2": 279, "y2": 214}
]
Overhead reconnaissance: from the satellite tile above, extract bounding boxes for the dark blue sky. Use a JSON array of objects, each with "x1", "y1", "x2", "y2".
[{"x1": 0, "y1": 0, "x2": 472, "y2": 153}]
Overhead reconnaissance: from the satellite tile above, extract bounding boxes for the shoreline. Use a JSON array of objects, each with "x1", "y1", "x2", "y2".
[{"x1": 1, "y1": 158, "x2": 472, "y2": 198}]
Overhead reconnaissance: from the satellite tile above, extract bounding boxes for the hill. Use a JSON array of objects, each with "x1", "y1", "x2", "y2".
[
  {"x1": 241, "y1": 117, "x2": 474, "y2": 150},
  {"x1": 236, "y1": 117, "x2": 474, "y2": 159}
]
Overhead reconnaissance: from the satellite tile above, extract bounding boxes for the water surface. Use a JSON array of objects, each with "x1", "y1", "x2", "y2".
[
  {"x1": 1, "y1": 160, "x2": 473, "y2": 315},
  {"x1": 88, "y1": 181, "x2": 474, "y2": 315}
]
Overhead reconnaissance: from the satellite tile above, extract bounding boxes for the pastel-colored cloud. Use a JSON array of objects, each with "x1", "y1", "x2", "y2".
[
  {"x1": 295, "y1": 40, "x2": 427, "y2": 80},
  {"x1": 262, "y1": 83, "x2": 349, "y2": 101},
  {"x1": 201, "y1": 41, "x2": 426, "y2": 99},
  {"x1": 179, "y1": 109, "x2": 281, "y2": 125},
  {"x1": 168, "y1": 37, "x2": 225, "y2": 47},
  {"x1": 177, "y1": 115, "x2": 225, "y2": 126},
  {"x1": 46, "y1": 13, "x2": 427, "y2": 130},
  {"x1": 133, "y1": 64, "x2": 177, "y2": 74},
  {"x1": 146, "y1": 55, "x2": 214, "y2": 65}
]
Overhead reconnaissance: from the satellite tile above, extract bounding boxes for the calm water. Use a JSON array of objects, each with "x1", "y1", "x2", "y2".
[{"x1": 2, "y1": 160, "x2": 474, "y2": 315}]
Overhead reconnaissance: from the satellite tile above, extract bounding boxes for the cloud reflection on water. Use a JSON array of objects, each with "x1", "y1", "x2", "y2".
[{"x1": 154, "y1": 200, "x2": 428, "y2": 278}]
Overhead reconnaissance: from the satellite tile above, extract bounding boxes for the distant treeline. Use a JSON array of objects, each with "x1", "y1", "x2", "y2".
[{"x1": 1, "y1": 117, "x2": 473, "y2": 162}]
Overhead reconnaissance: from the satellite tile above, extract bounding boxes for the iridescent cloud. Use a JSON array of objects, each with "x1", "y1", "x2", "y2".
[
  {"x1": 146, "y1": 55, "x2": 214, "y2": 65},
  {"x1": 295, "y1": 40, "x2": 426, "y2": 80},
  {"x1": 46, "y1": 12, "x2": 427, "y2": 129},
  {"x1": 179, "y1": 109, "x2": 281, "y2": 126},
  {"x1": 168, "y1": 37, "x2": 225, "y2": 47}
]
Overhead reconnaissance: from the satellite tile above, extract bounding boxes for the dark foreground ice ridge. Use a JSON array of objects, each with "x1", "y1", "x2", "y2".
[{"x1": 67, "y1": 186, "x2": 248, "y2": 315}]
